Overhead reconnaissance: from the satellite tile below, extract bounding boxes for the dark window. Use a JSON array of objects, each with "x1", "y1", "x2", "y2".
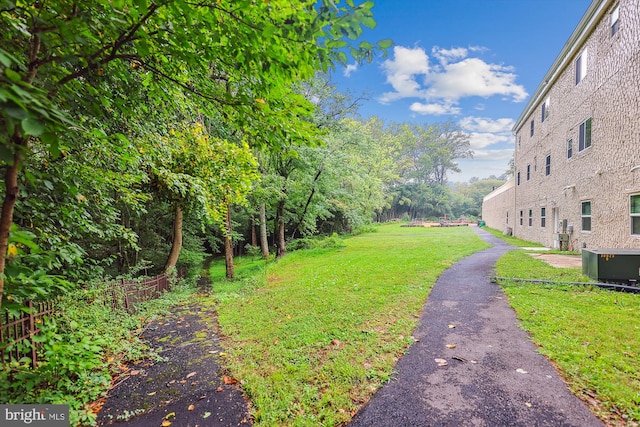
[
  {"x1": 631, "y1": 195, "x2": 640, "y2": 234},
  {"x1": 541, "y1": 98, "x2": 549, "y2": 122},
  {"x1": 545, "y1": 155, "x2": 551, "y2": 176},
  {"x1": 519, "y1": 210, "x2": 523, "y2": 226},
  {"x1": 579, "y1": 118, "x2": 592, "y2": 151},
  {"x1": 517, "y1": 171, "x2": 520, "y2": 185},
  {"x1": 541, "y1": 207, "x2": 546, "y2": 228},
  {"x1": 530, "y1": 120, "x2": 534, "y2": 136},
  {"x1": 582, "y1": 201, "x2": 592, "y2": 231},
  {"x1": 528, "y1": 209, "x2": 533, "y2": 227},
  {"x1": 506, "y1": 211, "x2": 509, "y2": 224},
  {"x1": 567, "y1": 139, "x2": 573, "y2": 159},
  {"x1": 527, "y1": 164, "x2": 530, "y2": 180}
]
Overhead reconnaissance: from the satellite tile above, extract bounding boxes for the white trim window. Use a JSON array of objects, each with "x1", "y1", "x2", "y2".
[
  {"x1": 545, "y1": 155, "x2": 551, "y2": 176},
  {"x1": 567, "y1": 138, "x2": 573, "y2": 159},
  {"x1": 541, "y1": 97, "x2": 550, "y2": 122},
  {"x1": 575, "y1": 48, "x2": 588, "y2": 84},
  {"x1": 631, "y1": 194, "x2": 640, "y2": 235},
  {"x1": 611, "y1": 5, "x2": 620, "y2": 37},
  {"x1": 582, "y1": 201, "x2": 592, "y2": 231},
  {"x1": 541, "y1": 207, "x2": 546, "y2": 228},
  {"x1": 579, "y1": 118, "x2": 592, "y2": 151},
  {"x1": 528, "y1": 209, "x2": 533, "y2": 227}
]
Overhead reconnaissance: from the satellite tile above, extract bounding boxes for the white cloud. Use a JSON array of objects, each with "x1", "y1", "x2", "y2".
[
  {"x1": 378, "y1": 45, "x2": 528, "y2": 115},
  {"x1": 432, "y1": 46, "x2": 468, "y2": 65},
  {"x1": 471, "y1": 148, "x2": 515, "y2": 161},
  {"x1": 344, "y1": 63, "x2": 358, "y2": 77},
  {"x1": 460, "y1": 117, "x2": 514, "y2": 133},
  {"x1": 426, "y1": 58, "x2": 527, "y2": 102},
  {"x1": 459, "y1": 117, "x2": 514, "y2": 149},
  {"x1": 379, "y1": 46, "x2": 430, "y2": 103},
  {"x1": 409, "y1": 102, "x2": 460, "y2": 116},
  {"x1": 467, "y1": 132, "x2": 511, "y2": 149}
]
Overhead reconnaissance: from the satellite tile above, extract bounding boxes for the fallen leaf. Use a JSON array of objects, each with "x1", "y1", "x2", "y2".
[
  {"x1": 448, "y1": 324, "x2": 456, "y2": 329},
  {"x1": 446, "y1": 344, "x2": 456, "y2": 349},
  {"x1": 434, "y1": 358, "x2": 448, "y2": 366},
  {"x1": 516, "y1": 368, "x2": 528, "y2": 374},
  {"x1": 331, "y1": 339, "x2": 341, "y2": 346},
  {"x1": 285, "y1": 314, "x2": 291, "y2": 319},
  {"x1": 147, "y1": 392, "x2": 156, "y2": 396},
  {"x1": 223, "y1": 376, "x2": 238, "y2": 385},
  {"x1": 129, "y1": 370, "x2": 140, "y2": 376},
  {"x1": 525, "y1": 402, "x2": 532, "y2": 408},
  {"x1": 470, "y1": 360, "x2": 478, "y2": 364},
  {"x1": 161, "y1": 421, "x2": 171, "y2": 427},
  {"x1": 186, "y1": 371, "x2": 197, "y2": 379},
  {"x1": 208, "y1": 350, "x2": 218, "y2": 354},
  {"x1": 165, "y1": 412, "x2": 176, "y2": 420},
  {"x1": 203, "y1": 412, "x2": 211, "y2": 419},
  {"x1": 179, "y1": 380, "x2": 187, "y2": 384},
  {"x1": 188, "y1": 404, "x2": 195, "y2": 411},
  {"x1": 216, "y1": 387, "x2": 223, "y2": 392}
]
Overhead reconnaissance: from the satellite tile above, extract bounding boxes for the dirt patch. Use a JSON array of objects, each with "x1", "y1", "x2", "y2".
[
  {"x1": 96, "y1": 301, "x2": 251, "y2": 426},
  {"x1": 528, "y1": 253, "x2": 582, "y2": 269}
]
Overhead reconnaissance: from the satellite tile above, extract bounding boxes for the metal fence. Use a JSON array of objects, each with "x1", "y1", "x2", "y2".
[{"x1": 0, "y1": 273, "x2": 172, "y2": 368}]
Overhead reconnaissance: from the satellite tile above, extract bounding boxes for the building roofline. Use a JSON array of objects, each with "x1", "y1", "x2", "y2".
[
  {"x1": 482, "y1": 179, "x2": 515, "y2": 202},
  {"x1": 512, "y1": 0, "x2": 612, "y2": 133}
]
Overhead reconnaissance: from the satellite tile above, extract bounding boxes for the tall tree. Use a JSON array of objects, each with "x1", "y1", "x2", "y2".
[{"x1": 0, "y1": 0, "x2": 389, "y2": 307}]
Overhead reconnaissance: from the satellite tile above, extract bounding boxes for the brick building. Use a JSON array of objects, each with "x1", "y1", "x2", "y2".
[{"x1": 482, "y1": 0, "x2": 640, "y2": 250}]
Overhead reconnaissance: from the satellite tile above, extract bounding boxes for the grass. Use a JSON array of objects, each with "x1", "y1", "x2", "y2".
[
  {"x1": 494, "y1": 251, "x2": 640, "y2": 426},
  {"x1": 482, "y1": 225, "x2": 545, "y2": 247},
  {"x1": 209, "y1": 223, "x2": 490, "y2": 426}
]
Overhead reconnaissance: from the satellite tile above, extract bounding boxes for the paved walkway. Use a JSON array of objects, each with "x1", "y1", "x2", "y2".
[{"x1": 349, "y1": 227, "x2": 603, "y2": 427}]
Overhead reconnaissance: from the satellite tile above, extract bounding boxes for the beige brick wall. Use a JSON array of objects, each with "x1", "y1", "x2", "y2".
[
  {"x1": 483, "y1": 0, "x2": 640, "y2": 250},
  {"x1": 481, "y1": 180, "x2": 514, "y2": 233}
]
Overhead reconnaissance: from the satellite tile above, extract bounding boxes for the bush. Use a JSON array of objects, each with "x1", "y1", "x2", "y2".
[{"x1": 287, "y1": 233, "x2": 346, "y2": 252}]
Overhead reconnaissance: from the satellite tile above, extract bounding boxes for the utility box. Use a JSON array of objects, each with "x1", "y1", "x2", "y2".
[
  {"x1": 582, "y1": 249, "x2": 640, "y2": 284},
  {"x1": 554, "y1": 233, "x2": 569, "y2": 242}
]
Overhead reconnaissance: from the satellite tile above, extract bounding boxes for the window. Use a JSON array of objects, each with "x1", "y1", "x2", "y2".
[
  {"x1": 528, "y1": 209, "x2": 533, "y2": 227},
  {"x1": 631, "y1": 194, "x2": 640, "y2": 234},
  {"x1": 567, "y1": 139, "x2": 573, "y2": 159},
  {"x1": 517, "y1": 171, "x2": 521, "y2": 185},
  {"x1": 527, "y1": 164, "x2": 530, "y2": 180},
  {"x1": 519, "y1": 210, "x2": 523, "y2": 226},
  {"x1": 506, "y1": 211, "x2": 509, "y2": 224},
  {"x1": 579, "y1": 118, "x2": 592, "y2": 151},
  {"x1": 575, "y1": 48, "x2": 588, "y2": 84},
  {"x1": 541, "y1": 207, "x2": 546, "y2": 228},
  {"x1": 545, "y1": 155, "x2": 551, "y2": 176},
  {"x1": 518, "y1": 135, "x2": 521, "y2": 150},
  {"x1": 530, "y1": 119, "x2": 534, "y2": 136},
  {"x1": 582, "y1": 201, "x2": 592, "y2": 231},
  {"x1": 541, "y1": 97, "x2": 549, "y2": 122},
  {"x1": 611, "y1": 5, "x2": 619, "y2": 37}
]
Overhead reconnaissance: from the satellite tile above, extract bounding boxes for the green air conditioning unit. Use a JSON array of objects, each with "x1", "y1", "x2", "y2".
[{"x1": 582, "y1": 249, "x2": 640, "y2": 284}]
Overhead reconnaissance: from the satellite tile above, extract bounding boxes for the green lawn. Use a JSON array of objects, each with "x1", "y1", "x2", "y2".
[{"x1": 209, "y1": 223, "x2": 489, "y2": 426}]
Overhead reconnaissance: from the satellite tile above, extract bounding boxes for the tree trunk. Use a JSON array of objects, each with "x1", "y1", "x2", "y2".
[
  {"x1": 224, "y1": 206, "x2": 235, "y2": 278},
  {"x1": 276, "y1": 198, "x2": 286, "y2": 258},
  {"x1": 0, "y1": 137, "x2": 26, "y2": 311},
  {"x1": 164, "y1": 203, "x2": 183, "y2": 272},
  {"x1": 250, "y1": 213, "x2": 257, "y2": 247},
  {"x1": 259, "y1": 203, "x2": 269, "y2": 259}
]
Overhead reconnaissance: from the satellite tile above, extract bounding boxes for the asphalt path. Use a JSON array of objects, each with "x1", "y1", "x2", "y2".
[{"x1": 349, "y1": 227, "x2": 604, "y2": 427}]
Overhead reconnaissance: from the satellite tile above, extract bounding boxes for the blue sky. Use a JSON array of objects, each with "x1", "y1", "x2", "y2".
[{"x1": 330, "y1": 0, "x2": 593, "y2": 182}]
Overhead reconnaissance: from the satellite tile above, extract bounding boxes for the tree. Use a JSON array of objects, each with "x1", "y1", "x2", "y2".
[{"x1": 0, "y1": 0, "x2": 389, "y2": 307}]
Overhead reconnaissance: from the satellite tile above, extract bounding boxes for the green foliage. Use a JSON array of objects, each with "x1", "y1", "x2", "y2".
[
  {"x1": 495, "y1": 251, "x2": 640, "y2": 424},
  {"x1": 0, "y1": 277, "x2": 199, "y2": 426},
  {"x1": 286, "y1": 233, "x2": 346, "y2": 252}
]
